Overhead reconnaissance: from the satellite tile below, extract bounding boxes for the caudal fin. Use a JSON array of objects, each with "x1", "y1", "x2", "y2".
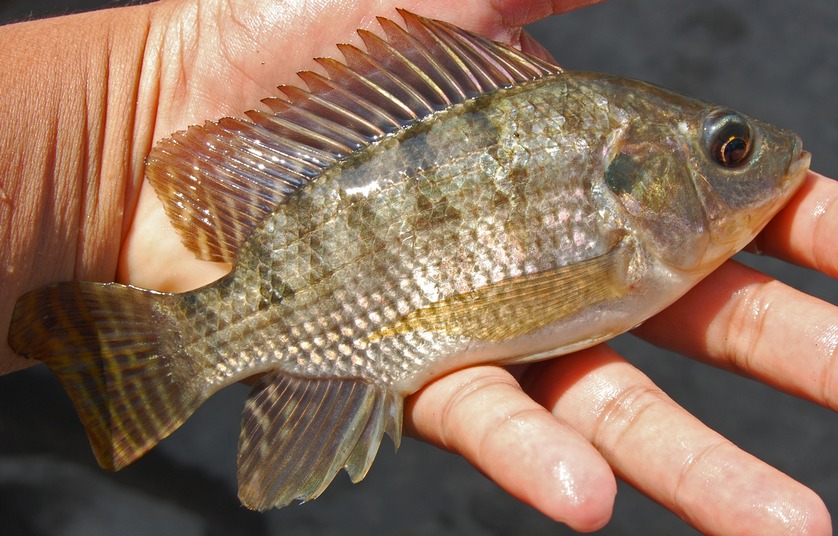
[{"x1": 8, "y1": 282, "x2": 206, "y2": 470}]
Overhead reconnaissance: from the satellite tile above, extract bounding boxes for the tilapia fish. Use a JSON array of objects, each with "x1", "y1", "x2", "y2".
[{"x1": 8, "y1": 10, "x2": 809, "y2": 509}]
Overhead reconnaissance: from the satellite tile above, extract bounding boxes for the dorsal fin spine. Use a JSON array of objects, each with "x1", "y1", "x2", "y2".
[
  {"x1": 314, "y1": 57, "x2": 407, "y2": 128},
  {"x1": 246, "y1": 112, "x2": 344, "y2": 162},
  {"x1": 295, "y1": 71, "x2": 389, "y2": 137},
  {"x1": 375, "y1": 16, "x2": 461, "y2": 105},
  {"x1": 339, "y1": 45, "x2": 422, "y2": 122},
  {"x1": 337, "y1": 44, "x2": 423, "y2": 120},
  {"x1": 270, "y1": 87, "x2": 372, "y2": 147},
  {"x1": 402, "y1": 14, "x2": 481, "y2": 97},
  {"x1": 452, "y1": 31, "x2": 526, "y2": 82},
  {"x1": 353, "y1": 31, "x2": 440, "y2": 114},
  {"x1": 257, "y1": 98, "x2": 354, "y2": 154},
  {"x1": 428, "y1": 20, "x2": 501, "y2": 92},
  {"x1": 330, "y1": 48, "x2": 421, "y2": 123},
  {"x1": 259, "y1": 102, "x2": 356, "y2": 156},
  {"x1": 437, "y1": 20, "x2": 532, "y2": 83},
  {"x1": 356, "y1": 29, "x2": 447, "y2": 109}
]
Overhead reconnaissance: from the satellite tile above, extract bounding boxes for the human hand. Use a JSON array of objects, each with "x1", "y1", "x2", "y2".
[{"x1": 0, "y1": 0, "x2": 834, "y2": 534}]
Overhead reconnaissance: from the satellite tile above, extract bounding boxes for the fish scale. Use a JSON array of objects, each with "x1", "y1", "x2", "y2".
[{"x1": 8, "y1": 10, "x2": 808, "y2": 511}]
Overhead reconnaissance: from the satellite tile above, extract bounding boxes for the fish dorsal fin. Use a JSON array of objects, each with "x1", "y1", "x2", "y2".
[
  {"x1": 145, "y1": 10, "x2": 561, "y2": 263},
  {"x1": 237, "y1": 372, "x2": 402, "y2": 510}
]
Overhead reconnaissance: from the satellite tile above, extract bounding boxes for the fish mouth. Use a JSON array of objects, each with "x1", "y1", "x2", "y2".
[
  {"x1": 742, "y1": 143, "x2": 811, "y2": 251},
  {"x1": 786, "y1": 149, "x2": 812, "y2": 186},
  {"x1": 760, "y1": 141, "x2": 810, "y2": 228},
  {"x1": 784, "y1": 134, "x2": 811, "y2": 188}
]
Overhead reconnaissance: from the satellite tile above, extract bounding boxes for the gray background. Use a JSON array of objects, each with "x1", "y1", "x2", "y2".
[{"x1": 1, "y1": 1, "x2": 836, "y2": 534}]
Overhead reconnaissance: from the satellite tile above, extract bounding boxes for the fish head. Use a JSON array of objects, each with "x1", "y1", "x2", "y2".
[
  {"x1": 685, "y1": 108, "x2": 809, "y2": 269},
  {"x1": 598, "y1": 75, "x2": 810, "y2": 274}
]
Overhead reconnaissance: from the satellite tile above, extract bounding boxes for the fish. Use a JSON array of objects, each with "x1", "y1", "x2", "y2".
[{"x1": 7, "y1": 10, "x2": 810, "y2": 510}]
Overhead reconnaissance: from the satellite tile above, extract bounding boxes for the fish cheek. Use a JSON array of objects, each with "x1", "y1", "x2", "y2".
[{"x1": 605, "y1": 148, "x2": 709, "y2": 271}]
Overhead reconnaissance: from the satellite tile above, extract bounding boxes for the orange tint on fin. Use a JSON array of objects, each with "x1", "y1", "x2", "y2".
[
  {"x1": 237, "y1": 372, "x2": 402, "y2": 510},
  {"x1": 370, "y1": 238, "x2": 634, "y2": 342},
  {"x1": 8, "y1": 282, "x2": 207, "y2": 470},
  {"x1": 145, "y1": 10, "x2": 560, "y2": 263}
]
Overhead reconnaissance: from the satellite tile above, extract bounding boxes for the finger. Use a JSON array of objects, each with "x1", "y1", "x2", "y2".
[
  {"x1": 633, "y1": 259, "x2": 838, "y2": 410},
  {"x1": 518, "y1": 29, "x2": 559, "y2": 63},
  {"x1": 524, "y1": 346, "x2": 832, "y2": 536},
  {"x1": 405, "y1": 363, "x2": 617, "y2": 532},
  {"x1": 752, "y1": 171, "x2": 838, "y2": 276},
  {"x1": 471, "y1": 0, "x2": 606, "y2": 30}
]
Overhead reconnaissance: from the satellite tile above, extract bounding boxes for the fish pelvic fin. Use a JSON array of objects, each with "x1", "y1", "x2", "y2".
[
  {"x1": 237, "y1": 372, "x2": 402, "y2": 510},
  {"x1": 145, "y1": 10, "x2": 560, "y2": 264},
  {"x1": 8, "y1": 282, "x2": 206, "y2": 471}
]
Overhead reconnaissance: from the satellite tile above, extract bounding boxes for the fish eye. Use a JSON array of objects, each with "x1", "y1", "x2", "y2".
[{"x1": 703, "y1": 111, "x2": 754, "y2": 168}]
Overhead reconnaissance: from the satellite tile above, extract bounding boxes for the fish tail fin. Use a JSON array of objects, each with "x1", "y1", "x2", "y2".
[{"x1": 8, "y1": 282, "x2": 206, "y2": 470}]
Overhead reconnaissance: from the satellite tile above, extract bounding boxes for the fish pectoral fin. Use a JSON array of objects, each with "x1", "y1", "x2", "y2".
[
  {"x1": 237, "y1": 372, "x2": 402, "y2": 510},
  {"x1": 371, "y1": 237, "x2": 635, "y2": 342},
  {"x1": 8, "y1": 282, "x2": 206, "y2": 470}
]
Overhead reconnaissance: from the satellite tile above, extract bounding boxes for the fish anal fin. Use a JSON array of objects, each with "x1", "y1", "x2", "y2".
[
  {"x1": 237, "y1": 373, "x2": 402, "y2": 510},
  {"x1": 371, "y1": 238, "x2": 635, "y2": 342},
  {"x1": 8, "y1": 282, "x2": 206, "y2": 470}
]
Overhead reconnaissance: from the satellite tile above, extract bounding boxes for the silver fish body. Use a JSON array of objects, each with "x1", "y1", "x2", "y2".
[{"x1": 8, "y1": 11, "x2": 809, "y2": 510}]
